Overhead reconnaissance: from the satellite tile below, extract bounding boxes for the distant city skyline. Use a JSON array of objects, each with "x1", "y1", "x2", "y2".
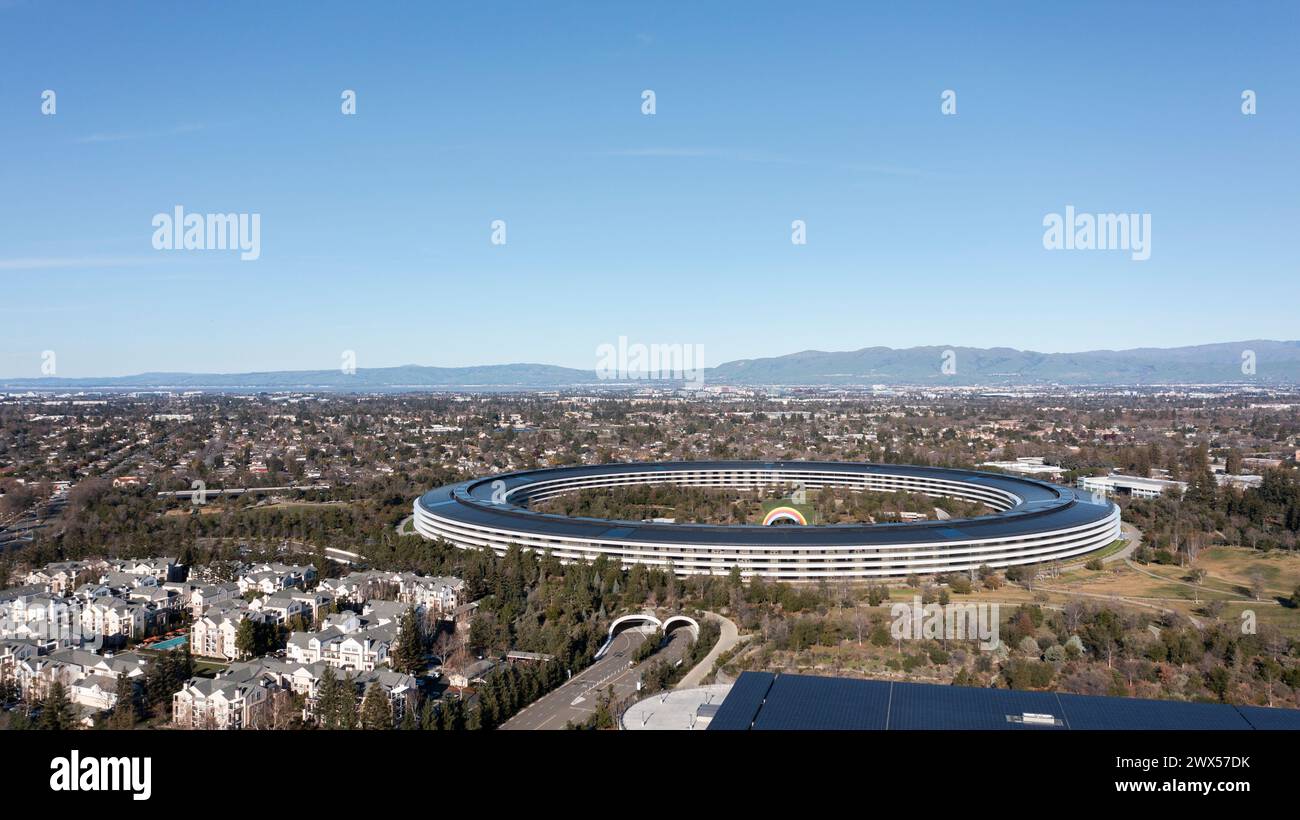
[{"x1": 3, "y1": 2, "x2": 1298, "y2": 377}]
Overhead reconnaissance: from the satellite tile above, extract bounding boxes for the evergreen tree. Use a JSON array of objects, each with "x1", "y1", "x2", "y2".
[
  {"x1": 391, "y1": 606, "x2": 424, "y2": 674},
  {"x1": 8, "y1": 706, "x2": 33, "y2": 730},
  {"x1": 108, "y1": 675, "x2": 139, "y2": 729},
  {"x1": 439, "y1": 696, "x2": 465, "y2": 731},
  {"x1": 235, "y1": 618, "x2": 258, "y2": 659},
  {"x1": 337, "y1": 674, "x2": 358, "y2": 729},
  {"x1": 420, "y1": 698, "x2": 440, "y2": 730},
  {"x1": 39, "y1": 681, "x2": 76, "y2": 730},
  {"x1": 317, "y1": 666, "x2": 343, "y2": 729},
  {"x1": 359, "y1": 684, "x2": 393, "y2": 730},
  {"x1": 399, "y1": 697, "x2": 418, "y2": 730}
]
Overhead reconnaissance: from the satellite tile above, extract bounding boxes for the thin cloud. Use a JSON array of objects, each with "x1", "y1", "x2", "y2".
[
  {"x1": 73, "y1": 123, "x2": 206, "y2": 144},
  {"x1": 604, "y1": 147, "x2": 802, "y2": 164},
  {"x1": 606, "y1": 148, "x2": 933, "y2": 176},
  {"x1": 840, "y1": 162, "x2": 935, "y2": 178},
  {"x1": 0, "y1": 256, "x2": 159, "y2": 271}
]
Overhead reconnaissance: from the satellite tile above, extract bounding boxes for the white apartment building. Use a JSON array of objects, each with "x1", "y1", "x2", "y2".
[
  {"x1": 173, "y1": 672, "x2": 271, "y2": 730},
  {"x1": 80, "y1": 598, "x2": 147, "y2": 640}
]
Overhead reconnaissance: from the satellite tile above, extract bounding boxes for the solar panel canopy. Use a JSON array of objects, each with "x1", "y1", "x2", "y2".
[
  {"x1": 750, "y1": 674, "x2": 890, "y2": 731},
  {"x1": 708, "y1": 672, "x2": 1299, "y2": 731},
  {"x1": 706, "y1": 671, "x2": 774, "y2": 730}
]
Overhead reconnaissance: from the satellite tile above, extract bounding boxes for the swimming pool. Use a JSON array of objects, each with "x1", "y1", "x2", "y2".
[{"x1": 151, "y1": 635, "x2": 189, "y2": 650}]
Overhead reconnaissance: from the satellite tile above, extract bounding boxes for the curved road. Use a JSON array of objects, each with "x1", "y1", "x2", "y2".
[
  {"x1": 676, "y1": 611, "x2": 745, "y2": 689},
  {"x1": 1105, "y1": 522, "x2": 1143, "y2": 563}
]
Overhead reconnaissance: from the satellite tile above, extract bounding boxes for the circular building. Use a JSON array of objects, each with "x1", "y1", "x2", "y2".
[{"x1": 412, "y1": 461, "x2": 1120, "y2": 579}]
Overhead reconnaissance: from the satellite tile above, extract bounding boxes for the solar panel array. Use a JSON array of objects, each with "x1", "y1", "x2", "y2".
[
  {"x1": 706, "y1": 671, "x2": 774, "y2": 730},
  {"x1": 708, "y1": 671, "x2": 1300, "y2": 731},
  {"x1": 1237, "y1": 705, "x2": 1300, "y2": 730},
  {"x1": 750, "y1": 674, "x2": 891, "y2": 730},
  {"x1": 888, "y1": 681, "x2": 1067, "y2": 730},
  {"x1": 1054, "y1": 692, "x2": 1252, "y2": 731}
]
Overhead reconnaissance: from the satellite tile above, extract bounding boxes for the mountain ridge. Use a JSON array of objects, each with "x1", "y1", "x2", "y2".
[{"x1": 4, "y1": 341, "x2": 1299, "y2": 389}]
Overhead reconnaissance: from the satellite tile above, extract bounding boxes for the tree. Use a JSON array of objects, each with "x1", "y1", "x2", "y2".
[
  {"x1": 336, "y1": 675, "x2": 358, "y2": 729},
  {"x1": 317, "y1": 666, "x2": 349, "y2": 729},
  {"x1": 391, "y1": 606, "x2": 425, "y2": 674},
  {"x1": 399, "y1": 697, "x2": 418, "y2": 730},
  {"x1": 1205, "y1": 667, "x2": 1233, "y2": 703},
  {"x1": 39, "y1": 681, "x2": 76, "y2": 730},
  {"x1": 108, "y1": 676, "x2": 139, "y2": 729},
  {"x1": 269, "y1": 689, "x2": 301, "y2": 730},
  {"x1": 433, "y1": 628, "x2": 458, "y2": 668},
  {"x1": 419, "y1": 698, "x2": 440, "y2": 730},
  {"x1": 1248, "y1": 568, "x2": 1267, "y2": 602},
  {"x1": 360, "y1": 684, "x2": 393, "y2": 730},
  {"x1": 438, "y1": 696, "x2": 466, "y2": 731},
  {"x1": 143, "y1": 648, "x2": 192, "y2": 719},
  {"x1": 235, "y1": 618, "x2": 258, "y2": 659}
]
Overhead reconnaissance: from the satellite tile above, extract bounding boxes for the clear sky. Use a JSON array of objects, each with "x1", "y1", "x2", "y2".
[{"x1": 2, "y1": 1, "x2": 1297, "y2": 377}]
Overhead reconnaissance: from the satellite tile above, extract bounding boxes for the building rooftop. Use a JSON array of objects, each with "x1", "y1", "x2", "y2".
[{"x1": 708, "y1": 672, "x2": 1300, "y2": 731}]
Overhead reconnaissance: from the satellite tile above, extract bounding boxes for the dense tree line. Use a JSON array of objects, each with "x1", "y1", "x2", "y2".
[{"x1": 1126, "y1": 467, "x2": 1300, "y2": 559}]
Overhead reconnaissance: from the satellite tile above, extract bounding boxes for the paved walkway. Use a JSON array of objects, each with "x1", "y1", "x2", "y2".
[
  {"x1": 1105, "y1": 522, "x2": 1143, "y2": 563},
  {"x1": 676, "y1": 611, "x2": 745, "y2": 689}
]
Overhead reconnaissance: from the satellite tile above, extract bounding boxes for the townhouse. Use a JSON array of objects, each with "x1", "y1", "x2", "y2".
[
  {"x1": 395, "y1": 573, "x2": 465, "y2": 616},
  {"x1": 79, "y1": 597, "x2": 148, "y2": 641},
  {"x1": 0, "y1": 592, "x2": 77, "y2": 644},
  {"x1": 172, "y1": 657, "x2": 418, "y2": 727},
  {"x1": 14, "y1": 648, "x2": 148, "y2": 704},
  {"x1": 112, "y1": 556, "x2": 182, "y2": 583},
  {"x1": 23, "y1": 560, "x2": 103, "y2": 595},
  {"x1": 188, "y1": 582, "x2": 242, "y2": 618},
  {"x1": 172, "y1": 666, "x2": 273, "y2": 730},
  {"x1": 0, "y1": 639, "x2": 40, "y2": 690},
  {"x1": 249, "y1": 591, "x2": 307, "y2": 626},
  {"x1": 191, "y1": 602, "x2": 272, "y2": 661},
  {"x1": 237, "y1": 563, "x2": 317, "y2": 596},
  {"x1": 285, "y1": 608, "x2": 395, "y2": 672}
]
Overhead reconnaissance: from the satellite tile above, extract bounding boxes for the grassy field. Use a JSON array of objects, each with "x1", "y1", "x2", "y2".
[
  {"x1": 1042, "y1": 546, "x2": 1300, "y2": 634},
  {"x1": 855, "y1": 545, "x2": 1300, "y2": 636},
  {"x1": 1196, "y1": 547, "x2": 1300, "y2": 598}
]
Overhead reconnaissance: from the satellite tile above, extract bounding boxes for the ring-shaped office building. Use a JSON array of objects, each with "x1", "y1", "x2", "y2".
[{"x1": 412, "y1": 461, "x2": 1120, "y2": 579}]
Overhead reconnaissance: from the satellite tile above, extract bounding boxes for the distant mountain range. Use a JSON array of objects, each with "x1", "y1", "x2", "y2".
[
  {"x1": 4, "y1": 341, "x2": 1299, "y2": 391},
  {"x1": 707, "y1": 341, "x2": 1300, "y2": 386}
]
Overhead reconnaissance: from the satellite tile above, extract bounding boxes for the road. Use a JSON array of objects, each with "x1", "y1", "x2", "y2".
[
  {"x1": 1106, "y1": 522, "x2": 1143, "y2": 564},
  {"x1": 500, "y1": 627, "x2": 692, "y2": 730},
  {"x1": 0, "y1": 493, "x2": 65, "y2": 551},
  {"x1": 675, "y1": 611, "x2": 745, "y2": 689}
]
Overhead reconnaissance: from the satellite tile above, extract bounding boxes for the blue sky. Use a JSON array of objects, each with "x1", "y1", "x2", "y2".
[{"x1": 2, "y1": 1, "x2": 1298, "y2": 377}]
